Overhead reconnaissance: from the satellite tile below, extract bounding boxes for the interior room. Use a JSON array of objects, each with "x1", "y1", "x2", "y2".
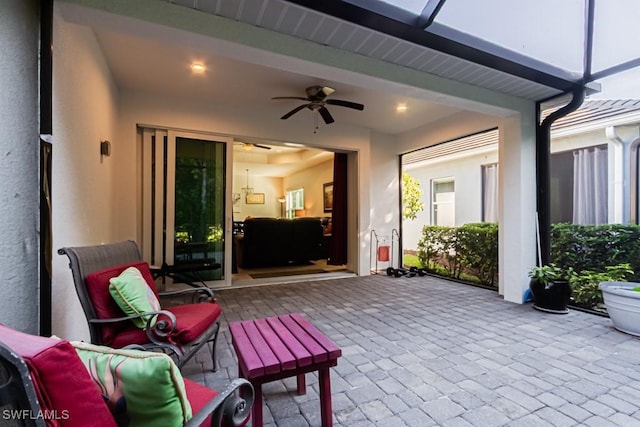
[{"x1": 230, "y1": 141, "x2": 349, "y2": 284}]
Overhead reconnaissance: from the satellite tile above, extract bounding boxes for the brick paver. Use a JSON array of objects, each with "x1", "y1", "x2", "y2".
[{"x1": 182, "y1": 274, "x2": 640, "y2": 426}]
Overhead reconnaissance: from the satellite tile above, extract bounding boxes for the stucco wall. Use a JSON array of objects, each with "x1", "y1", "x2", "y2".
[
  {"x1": 0, "y1": 0, "x2": 40, "y2": 333},
  {"x1": 51, "y1": 15, "x2": 120, "y2": 340},
  {"x1": 368, "y1": 131, "x2": 401, "y2": 268}
]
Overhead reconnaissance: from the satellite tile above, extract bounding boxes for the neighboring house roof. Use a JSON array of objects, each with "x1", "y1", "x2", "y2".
[
  {"x1": 550, "y1": 99, "x2": 640, "y2": 130},
  {"x1": 403, "y1": 128, "x2": 498, "y2": 165},
  {"x1": 404, "y1": 100, "x2": 640, "y2": 165}
]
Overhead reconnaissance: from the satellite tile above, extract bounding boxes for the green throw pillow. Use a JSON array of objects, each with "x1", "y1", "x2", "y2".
[
  {"x1": 72, "y1": 341, "x2": 192, "y2": 427},
  {"x1": 109, "y1": 266, "x2": 161, "y2": 328}
]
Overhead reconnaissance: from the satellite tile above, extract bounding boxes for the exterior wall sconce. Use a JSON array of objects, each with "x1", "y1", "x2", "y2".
[{"x1": 100, "y1": 140, "x2": 111, "y2": 157}]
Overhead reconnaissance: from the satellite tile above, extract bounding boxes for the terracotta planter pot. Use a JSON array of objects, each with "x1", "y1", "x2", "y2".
[
  {"x1": 599, "y1": 281, "x2": 640, "y2": 336},
  {"x1": 529, "y1": 279, "x2": 571, "y2": 314}
]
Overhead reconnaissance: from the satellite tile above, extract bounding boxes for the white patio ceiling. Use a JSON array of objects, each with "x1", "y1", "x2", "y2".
[{"x1": 164, "y1": 0, "x2": 640, "y2": 103}]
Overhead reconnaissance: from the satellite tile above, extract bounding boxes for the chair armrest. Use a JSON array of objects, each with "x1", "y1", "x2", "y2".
[
  {"x1": 88, "y1": 310, "x2": 177, "y2": 328},
  {"x1": 159, "y1": 286, "x2": 215, "y2": 303},
  {"x1": 89, "y1": 311, "x2": 182, "y2": 355},
  {"x1": 184, "y1": 379, "x2": 254, "y2": 427}
]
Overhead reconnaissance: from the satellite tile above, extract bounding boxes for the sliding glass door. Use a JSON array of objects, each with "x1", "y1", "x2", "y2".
[{"x1": 141, "y1": 128, "x2": 232, "y2": 286}]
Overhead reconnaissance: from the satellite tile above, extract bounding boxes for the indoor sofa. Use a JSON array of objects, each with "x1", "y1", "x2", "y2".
[{"x1": 235, "y1": 217, "x2": 323, "y2": 268}]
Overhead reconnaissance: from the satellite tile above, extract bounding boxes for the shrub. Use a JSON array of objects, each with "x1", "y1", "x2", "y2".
[
  {"x1": 551, "y1": 223, "x2": 640, "y2": 281},
  {"x1": 417, "y1": 223, "x2": 498, "y2": 287},
  {"x1": 417, "y1": 225, "x2": 450, "y2": 272},
  {"x1": 569, "y1": 263, "x2": 634, "y2": 307},
  {"x1": 457, "y1": 223, "x2": 498, "y2": 286}
]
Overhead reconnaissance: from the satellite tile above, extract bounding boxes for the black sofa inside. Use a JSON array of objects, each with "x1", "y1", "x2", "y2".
[{"x1": 234, "y1": 217, "x2": 324, "y2": 268}]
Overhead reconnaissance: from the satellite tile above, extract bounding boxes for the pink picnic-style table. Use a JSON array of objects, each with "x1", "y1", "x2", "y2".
[{"x1": 229, "y1": 313, "x2": 342, "y2": 427}]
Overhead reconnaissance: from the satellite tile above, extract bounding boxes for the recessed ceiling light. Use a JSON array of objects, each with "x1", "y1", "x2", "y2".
[
  {"x1": 396, "y1": 103, "x2": 408, "y2": 113},
  {"x1": 191, "y1": 63, "x2": 206, "y2": 73},
  {"x1": 284, "y1": 142, "x2": 305, "y2": 147}
]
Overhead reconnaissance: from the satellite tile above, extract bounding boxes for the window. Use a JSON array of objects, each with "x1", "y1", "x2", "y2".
[
  {"x1": 550, "y1": 145, "x2": 608, "y2": 225},
  {"x1": 285, "y1": 188, "x2": 304, "y2": 218},
  {"x1": 432, "y1": 178, "x2": 455, "y2": 226},
  {"x1": 572, "y1": 146, "x2": 607, "y2": 224}
]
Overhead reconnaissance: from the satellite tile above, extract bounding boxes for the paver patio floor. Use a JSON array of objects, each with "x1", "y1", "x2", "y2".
[{"x1": 182, "y1": 274, "x2": 640, "y2": 426}]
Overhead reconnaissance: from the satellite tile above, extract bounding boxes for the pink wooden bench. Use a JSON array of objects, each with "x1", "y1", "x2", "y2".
[{"x1": 229, "y1": 313, "x2": 342, "y2": 427}]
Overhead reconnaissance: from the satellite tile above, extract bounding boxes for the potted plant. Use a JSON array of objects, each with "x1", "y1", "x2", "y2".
[
  {"x1": 599, "y1": 281, "x2": 640, "y2": 336},
  {"x1": 528, "y1": 264, "x2": 573, "y2": 314}
]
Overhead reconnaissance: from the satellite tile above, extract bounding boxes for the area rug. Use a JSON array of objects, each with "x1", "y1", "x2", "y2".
[{"x1": 249, "y1": 268, "x2": 327, "y2": 279}]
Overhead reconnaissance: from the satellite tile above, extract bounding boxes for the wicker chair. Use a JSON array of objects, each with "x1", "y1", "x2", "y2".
[{"x1": 58, "y1": 240, "x2": 222, "y2": 371}]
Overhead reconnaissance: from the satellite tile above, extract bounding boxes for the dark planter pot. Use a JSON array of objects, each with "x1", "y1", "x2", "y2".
[{"x1": 529, "y1": 279, "x2": 571, "y2": 314}]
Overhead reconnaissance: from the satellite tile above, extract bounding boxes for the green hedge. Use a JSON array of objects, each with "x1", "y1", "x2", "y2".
[
  {"x1": 416, "y1": 223, "x2": 498, "y2": 287},
  {"x1": 550, "y1": 223, "x2": 640, "y2": 282},
  {"x1": 415, "y1": 222, "x2": 640, "y2": 296}
]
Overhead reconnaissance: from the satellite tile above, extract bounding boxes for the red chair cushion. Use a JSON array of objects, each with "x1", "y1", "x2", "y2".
[
  {"x1": 0, "y1": 325, "x2": 117, "y2": 427},
  {"x1": 110, "y1": 302, "x2": 222, "y2": 349},
  {"x1": 167, "y1": 302, "x2": 222, "y2": 343},
  {"x1": 184, "y1": 378, "x2": 218, "y2": 427},
  {"x1": 85, "y1": 261, "x2": 159, "y2": 344}
]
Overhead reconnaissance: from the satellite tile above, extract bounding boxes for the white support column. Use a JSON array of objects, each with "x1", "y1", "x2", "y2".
[
  {"x1": 606, "y1": 125, "x2": 640, "y2": 224},
  {"x1": 498, "y1": 110, "x2": 537, "y2": 303}
]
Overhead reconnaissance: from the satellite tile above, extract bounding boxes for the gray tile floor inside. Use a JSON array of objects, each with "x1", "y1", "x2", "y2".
[{"x1": 182, "y1": 274, "x2": 640, "y2": 427}]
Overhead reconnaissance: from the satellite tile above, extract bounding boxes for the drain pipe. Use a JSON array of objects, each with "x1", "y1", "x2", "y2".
[
  {"x1": 606, "y1": 126, "x2": 632, "y2": 224},
  {"x1": 536, "y1": 88, "x2": 586, "y2": 266}
]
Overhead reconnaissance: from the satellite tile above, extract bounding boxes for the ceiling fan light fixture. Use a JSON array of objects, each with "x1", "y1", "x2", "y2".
[
  {"x1": 321, "y1": 86, "x2": 336, "y2": 96},
  {"x1": 242, "y1": 143, "x2": 253, "y2": 151},
  {"x1": 190, "y1": 62, "x2": 206, "y2": 73}
]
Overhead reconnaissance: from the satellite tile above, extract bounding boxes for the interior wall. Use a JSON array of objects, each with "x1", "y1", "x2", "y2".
[
  {"x1": 51, "y1": 15, "x2": 120, "y2": 340},
  {"x1": 232, "y1": 174, "x2": 282, "y2": 219},
  {"x1": 283, "y1": 159, "x2": 334, "y2": 218}
]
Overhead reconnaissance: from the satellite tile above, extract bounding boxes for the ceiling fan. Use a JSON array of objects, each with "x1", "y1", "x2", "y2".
[
  {"x1": 272, "y1": 86, "x2": 364, "y2": 125},
  {"x1": 235, "y1": 142, "x2": 272, "y2": 151}
]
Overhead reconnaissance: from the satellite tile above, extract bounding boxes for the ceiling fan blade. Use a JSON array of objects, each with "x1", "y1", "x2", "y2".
[
  {"x1": 280, "y1": 104, "x2": 309, "y2": 120},
  {"x1": 318, "y1": 106, "x2": 335, "y2": 124},
  {"x1": 326, "y1": 99, "x2": 365, "y2": 110},
  {"x1": 252, "y1": 144, "x2": 272, "y2": 150},
  {"x1": 272, "y1": 96, "x2": 308, "y2": 101}
]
